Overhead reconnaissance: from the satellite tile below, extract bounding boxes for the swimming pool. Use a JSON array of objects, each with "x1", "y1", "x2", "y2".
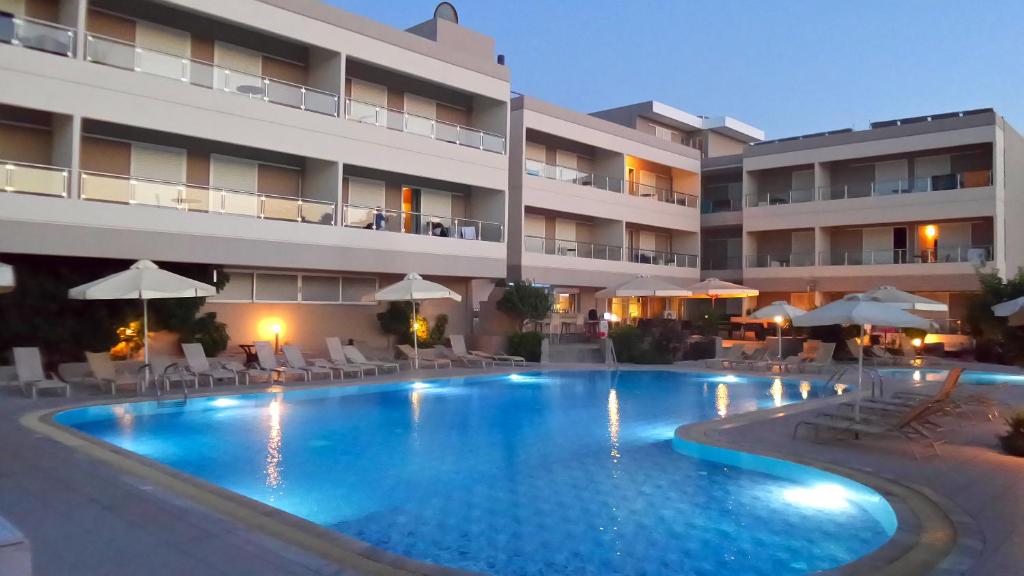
[
  {"x1": 879, "y1": 367, "x2": 1024, "y2": 386},
  {"x1": 57, "y1": 370, "x2": 895, "y2": 575}
]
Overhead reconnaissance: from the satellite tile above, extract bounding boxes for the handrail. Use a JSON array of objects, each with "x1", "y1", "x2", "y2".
[
  {"x1": 627, "y1": 247, "x2": 699, "y2": 268},
  {"x1": 820, "y1": 245, "x2": 993, "y2": 266},
  {"x1": 341, "y1": 203, "x2": 503, "y2": 242},
  {"x1": 818, "y1": 170, "x2": 993, "y2": 201},
  {"x1": 524, "y1": 158, "x2": 699, "y2": 208},
  {"x1": 84, "y1": 33, "x2": 339, "y2": 116},
  {"x1": 1, "y1": 14, "x2": 75, "y2": 57},
  {"x1": 745, "y1": 189, "x2": 815, "y2": 207},
  {"x1": 745, "y1": 252, "x2": 816, "y2": 268},
  {"x1": 79, "y1": 170, "x2": 336, "y2": 224},
  {"x1": 345, "y1": 97, "x2": 505, "y2": 154},
  {"x1": 1, "y1": 159, "x2": 69, "y2": 197},
  {"x1": 523, "y1": 235, "x2": 623, "y2": 261},
  {"x1": 700, "y1": 256, "x2": 742, "y2": 270}
]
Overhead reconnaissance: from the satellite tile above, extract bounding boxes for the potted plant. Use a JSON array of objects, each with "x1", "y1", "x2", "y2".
[{"x1": 998, "y1": 411, "x2": 1024, "y2": 456}]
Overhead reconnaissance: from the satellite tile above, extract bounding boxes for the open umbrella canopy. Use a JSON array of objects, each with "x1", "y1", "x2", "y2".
[
  {"x1": 68, "y1": 260, "x2": 216, "y2": 300},
  {"x1": 372, "y1": 272, "x2": 462, "y2": 302},
  {"x1": 793, "y1": 294, "x2": 931, "y2": 330},
  {"x1": 992, "y1": 296, "x2": 1024, "y2": 327},
  {"x1": 750, "y1": 301, "x2": 806, "y2": 321},
  {"x1": 684, "y1": 277, "x2": 759, "y2": 299},
  {"x1": 595, "y1": 275, "x2": 690, "y2": 298},
  {"x1": 0, "y1": 262, "x2": 13, "y2": 294},
  {"x1": 861, "y1": 285, "x2": 948, "y2": 312}
]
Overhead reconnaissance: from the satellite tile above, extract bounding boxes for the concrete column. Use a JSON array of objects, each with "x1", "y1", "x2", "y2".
[
  {"x1": 743, "y1": 230, "x2": 758, "y2": 269},
  {"x1": 308, "y1": 48, "x2": 344, "y2": 117},
  {"x1": 58, "y1": 0, "x2": 86, "y2": 59},
  {"x1": 814, "y1": 226, "x2": 830, "y2": 267},
  {"x1": 813, "y1": 161, "x2": 830, "y2": 202},
  {"x1": 51, "y1": 114, "x2": 81, "y2": 199},
  {"x1": 742, "y1": 169, "x2": 757, "y2": 207}
]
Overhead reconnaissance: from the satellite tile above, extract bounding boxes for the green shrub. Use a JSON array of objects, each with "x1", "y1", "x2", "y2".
[
  {"x1": 426, "y1": 313, "x2": 448, "y2": 346},
  {"x1": 497, "y1": 281, "x2": 552, "y2": 331},
  {"x1": 610, "y1": 322, "x2": 679, "y2": 364},
  {"x1": 507, "y1": 331, "x2": 544, "y2": 362},
  {"x1": 184, "y1": 312, "x2": 230, "y2": 356}
]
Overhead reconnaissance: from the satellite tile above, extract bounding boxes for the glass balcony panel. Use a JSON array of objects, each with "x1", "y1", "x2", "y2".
[
  {"x1": 182, "y1": 186, "x2": 212, "y2": 212},
  {"x1": 481, "y1": 132, "x2": 504, "y2": 153},
  {"x1": 300, "y1": 201, "x2": 335, "y2": 225},
  {"x1": 86, "y1": 35, "x2": 134, "y2": 69},
  {"x1": 265, "y1": 79, "x2": 303, "y2": 109},
  {"x1": 384, "y1": 108, "x2": 405, "y2": 131},
  {"x1": 262, "y1": 196, "x2": 299, "y2": 221},
  {"x1": 405, "y1": 114, "x2": 434, "y2": 137},
  {"x1": 303, "y1": 90, "x2": 338, "y2": 116},
  {"x1": 5, "y1": 164, "x2": 66, "y2": 196},
  {"x1": 434, "y1": 122, "x2": 459, "y2": 143},
  {"x1": 15, "y1": 18, "x2": 73, "y2": 55},
  {"x1": 136, "y1": 48, "x2": 187, "y2": 81},
  {"x1": 221, "y1": 189, "x2": 259, "y2": 217},
  {"x1": 458, "y1": 128, "x2": 483, "y2": 149},
  {"x1": 188, "y1": 60, "x2": 215, "y2": 88},
  {"x1": 347, "y1": 99, "x2": 380, "y2": 125},
  {"x1": 81, "y1": 174, "x2": 131, "y2": 203},
  {"x1": 132, "y1": 180, "x2": 182, "y2": 208},
  {"x1": 215, "y1": 69, "x2": 265, "y2": 99}
]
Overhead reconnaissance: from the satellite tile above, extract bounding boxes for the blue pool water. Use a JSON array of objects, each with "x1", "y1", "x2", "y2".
[
  {"x1": 58, "y1": 370, "x2": 895, "y2": 575},
  {"x1": 879, "y1": 367, "x2": 1024, "y2": 386}
]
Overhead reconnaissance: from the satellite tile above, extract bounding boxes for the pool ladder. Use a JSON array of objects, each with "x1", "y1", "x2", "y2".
[{"x1": 827, "y1": 366, "x2": 885, "y2": 397}]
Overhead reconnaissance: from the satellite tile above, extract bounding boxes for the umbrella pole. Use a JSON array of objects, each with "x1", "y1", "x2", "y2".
[
  {"x1": 143, "y1": 298, "x2": 150, "y2": 393},
  {"x1": 411, "y1": 298, "x2": 419, "y2": 370},
  {"x1": 855, "y1": 324, "x2": 864, "y2": 422},
  {"x1": 777, "y1": 322, "x2": 782, "y2": 360}
]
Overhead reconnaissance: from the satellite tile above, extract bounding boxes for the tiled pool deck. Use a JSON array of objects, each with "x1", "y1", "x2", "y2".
[{"x1": 3, "y1": 361, "x2": 1023, "y2": 575}]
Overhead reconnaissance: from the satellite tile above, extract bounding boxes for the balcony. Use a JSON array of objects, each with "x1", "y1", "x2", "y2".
[
  {"x1": 701, "y1": 183, "x2": 742, "y2": 213},
  {"x1": 524, "y1": 235, "x2": 623, "y2": 261},
  {"x1": 524, "y1": 159, "x2": 699, "y2": 208},
  {"x1": 745, "y1": 253, "x2": 816, "y2": 268},
  {"x1": 342, "y1": 204, "x2": 503, "y2": 242},
  {"x1": 0, "y1": 13, "x2": 74, "y2": 57},
  {"x1": 820, "y1": 246, "x2": 992, "y2": 266},
  {"x1": 700, "y1": 256, "x2": 742, "y2": 271},
  {"x1": 84, "y1": 34, "x2": 339, "y2": 116},
  {"x1": 345, "y1": 97, "x2": 505, "y2": 154},
  {"x1": 79, "y1": 171, "x2": 335, "y2": 224},
  {"x1": 819, "y1": 170, "x2": 992, "y2": 201},
  {"x1": 628, "y1": 248, "x2": 698, "y2": 268},
  {"x1": 745, "y1": 188, "x2": 815, "y2": 207},
  {"x1": 2, "y1": 160, "x2": 69, "y2": 197}
]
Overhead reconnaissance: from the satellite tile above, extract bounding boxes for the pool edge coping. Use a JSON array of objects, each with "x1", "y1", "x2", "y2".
[{"x1": 674, "y1": 399, "x2": 980, "y2": 576}]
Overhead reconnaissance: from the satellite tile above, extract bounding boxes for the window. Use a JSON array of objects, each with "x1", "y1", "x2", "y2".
[
  {"x1": 209, "y1": 271, "x2": 254, "y2": 302},
  {"x1": 342, "y1": 277, "x2": 378, "y2": 304},
  {"x1": 254, "y1": 273, "x2": 299, "y2": 302},
  {"x1": 301, "y1": 275, "x2": 341, "y2": 303}
]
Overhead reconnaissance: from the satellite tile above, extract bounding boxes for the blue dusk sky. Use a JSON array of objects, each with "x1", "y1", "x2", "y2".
[{"x1": 327, "y1": 0, "x2": 1024, "y2": 139}]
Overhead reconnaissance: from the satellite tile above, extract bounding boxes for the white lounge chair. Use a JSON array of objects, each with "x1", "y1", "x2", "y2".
[
  {"x1": 705, "y1": 345, "x2": 745, "y2": 369},
  {"x1": 13, "y1": 347, "x2": 70, "y2": 399},
  {"x1": 443, "y1": 336, "x2": 491, "y2": 367},
  {"x1": 325, "y1": 337, "x2": 374, "y2": 377},
  {"x1": 182, "y1": 343, "x2": 243, "y2": 386},
  {"x1": 255, "y1": 341, "x2": 307, "y2": 382},
  {"x1": 343, "y1": 345, "x2": 399, "y2": 373},
  {"x1": 85, "y1": 351, "x2": 140, "y2": 396},
  {"x1": 396, "y1": 344, "x2": 452, "y2": 369},
  {"x1": 798, "y1": 342, "x2": 836, "y2": 373},
  {"x1": 282, "y1": 345, "x2": 334, "y2": 381}
]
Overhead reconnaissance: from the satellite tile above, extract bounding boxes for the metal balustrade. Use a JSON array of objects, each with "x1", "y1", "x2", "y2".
[
  {"x1": 85, "y1": 34, "x2": 339, "y2": 116},
  {"x1": 80, "y1": 171, "x2": 336, "y2": 224},
  {"x1": 819, "y1": 246, "x2": 993, "y2": 266},
  {"x1": 523, "y1": 235, "x2": 623, "y2": 261},
  {"x1": 628, "y1": 248, "x2": 699, "y2": 268},
  {"x1": 818, "y1": 170, "x2": 993, "y2": 200},
  {"x1": 343, "y1": 204, "x2": 503, "y2": 242},
  {"x1": 525, "y1": 159, "x2": 699, "y2": 208},
  {"x1": 345, "y1": 98, "x2": 505, "y2": 154},
  {"x1": 745, "y1": 253, "x2": 816, "y2": 268},
  {"x1": 0, "y1": 14, "x2": 74, "y2": 57},
  {"x1": 1, "y1": 160, "x2": 69, "y2": 197}
]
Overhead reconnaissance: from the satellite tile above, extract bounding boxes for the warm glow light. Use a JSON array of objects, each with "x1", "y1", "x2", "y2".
[
  {"x1": 782, "y1": 483, "x2": 851, "y2": 511},
  {"x1": 411, "y1": 381, "x2": 430, "y2": 389},
  {"x1": 411, "y1": 390, "x2": 421, "y2": 424},
  {"x1": 607, "y1": 388, "x2": 620, "y2": 462},
  {"x1": 834, "y1": 383, "x2": 848, "y2": 395},
  {"x1": 210, "y1": 397, "x2": 240, "y2": 408},
  {"x1": 773, "y1": 314, "x2": 784, "y2": 325},
  {"x1": 257, "y1": 317, "x2": 287, "y2": 342},
  {"x1": 924, "y1": 224, "x2": 938, "y2": 239},
  {"x1": 912, "y1": 370, "x2": 922, "y2": 383},
  {"x1": 265, "y1": 397, "x2": 283, "y2": 490},
  {"x1": 799, "y1": 381, "x2": 811, "y2": 400},
  {"x1": 715, "y1": 383, "x2": 730, "y2": 418},
  {"x1": 911, "y1": 338, "x2": 923, "y2": 348},
  {"x1": 770, "y1": 378, "x2": 783, "y2": 407}
]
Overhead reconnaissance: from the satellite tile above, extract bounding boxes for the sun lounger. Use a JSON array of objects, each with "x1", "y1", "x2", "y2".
[
  {"x1": 181, "y1": 343, "x2": 243, "y2": 386},
  {"x1": 149, "y1": 355, "x2": 198, "y2": 392},
  {"x1": 732, "y1": 347, "x2": 767, "y2": 370},
  {"x1": 469, "y1": 350, "x2": 526, "y2": 366},
  {"x1": 255, "y1": 341, "x2": 307, "y2": 383},
  {"x1": 705, "y1": 345, "x2": 745, "y2": 369},
  {"x1": 320, "y1": 338, "x2": 369, "y2": 378},
  {"x1": 396, "y1": 344, "x2": 452, "y2": 369},
  {"x1": 282, "y1": 346, "x2": 334, "y2": 381},
  {"x1": 343, "y1": 344, "x2": 399, "y2": 374},
  {"x1": 796, "y1": 342, "x2": 835, "y2": 373},
  {"x1": 434, "y1": 345, "x2": 488, "y2": 367},
  {"x1": 446, "y1": 335, "x2": 492, "y2": 367},
  {"x1": 13, "y1": 347, "x2": 70, "y2": 399},
  {"x1": 84, "y1": 351, "x2": 141, "y2": 396}
]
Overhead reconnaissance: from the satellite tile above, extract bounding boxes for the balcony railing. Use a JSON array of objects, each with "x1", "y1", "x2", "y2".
[
  {"x1": 80, "y1": 171, "x2": 335, "y2": 224},
  {"x1": 84, "y1": 34, "x2": 339, "y2": 116},
  {"x1": 2, "y1": 160, "x2": 69, "y2": 197},
  {"x1": 628, "y1": 248, "x2": 699, "y2": 268},
  {"x1": 341, "y1": 204, "x2": 503, "y2": 242},
  {"x1": 820, "y1": 246, "x2": 993, "y2": 266},
  {"x1": 819, "y1": 170, "x2": 993, "y2": 200},
  {"x1": 745, "y1": 253, "x2": 816, "y2": 268},
  {"x1": 745, "y1": 189, "x2": 815, "y2": 207},
  {"x1": 0, "y1": 14, "x2": 74, "y2": 57},
  {"x1": 345, "y1": 97, "x2": 505, "y2": 154},
  {"x1": 524, "y1": 235, "x2": 623, "y2": 261},
  {"x1": 700, "y1": 256, "x2": 742, "y2": 270},
  {"x1": 701, "y1": 183, "x2": 743, "y2": 213},
  {"x1": 524, "y1": 159, "x2": 699, "y2": 208}
]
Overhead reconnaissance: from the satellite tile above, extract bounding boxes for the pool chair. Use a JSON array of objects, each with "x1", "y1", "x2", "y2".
[
  {"x1": 467, "y1": 346, "x2": 526, "y2": 367},
  {"x1": 342, "y1": 344, "x2": 399, "y2": 374},
  {"x1": 792, "y1": 396, "x2": 947, "y2": 459},
  {"x1": 282, "y1": 346, "x2": 334, "y2": 382},
  {"x1": 836, "y1": 368, "x2": 964, "y2": 419},
  {"x1": 85, "y1": 351, "x2": 142, "y2": 396},
  {"x1": 704, "y1": 345, "x2": 745, "y2": 369},
  {"x1": 796, "y1": 342, "x2": 835, "y2": 374},
  {"x1": 149, "y1": 355, "x2": 198, "y2": 392},
  {"x1": 732, "y1": 347, "x2": 767, "y2": 370},
  {"x1": 434, "y1": 344, "x2": 489, "y2": 368},
  {"x1": 12, "y1": 347, "x2": 70, "y2": 399},
  {"x1": 254, "y1": 341, "x2": 307, "y2": 383},
  {"x1": 182, "y1": 343, "x2": 244, "y2": 386},
  {"x1": 396, "y1": 344, "x2": 453, "y2": 369},
  {"x1": 322, "y1": 337, "x2": 372, "y2": 378},
  {"x1": 445, "y1": 335, "x2": 492, "y2": 367}
]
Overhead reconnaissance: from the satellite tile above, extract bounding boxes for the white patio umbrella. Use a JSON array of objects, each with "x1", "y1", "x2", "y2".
[
  {"x1": 68, "y1": 260, "x2": 216, "y2": 388},
  {"x1": 595, "y1": 275, "x2": 691, "y2": 298},
  {"x1": 793, "y1": 294, "x2": 930, "y2": 419},
  {"x1": 685, "y1": 277, "x2": 759, "y2": 304},
  {"x1": 992, "y1": 296, "x2": 1024, "y2": 327},
  {"x1": 372, "y1": 273, "x2": 462, "y2": 369},
  {"x1": 861, "y1": 285, "x2": 948, "y2": 312},
  {"x1": 750, "y1": 301, "x2": 806, "y2": 359},
  {"x1": 0, "y1": 262, "x2": 14, "y2": 294}
]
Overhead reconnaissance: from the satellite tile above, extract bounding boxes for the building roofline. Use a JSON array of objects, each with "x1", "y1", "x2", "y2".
[
  {"x1": 591, "y1": 101, "x2": 764, "y2": 143},
  {"x1": 256, "y1": 0, "x2": 509, "y2": 81},
  {"x1": 513, "y1": 95, "x2": 703, "y2": 160}
]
